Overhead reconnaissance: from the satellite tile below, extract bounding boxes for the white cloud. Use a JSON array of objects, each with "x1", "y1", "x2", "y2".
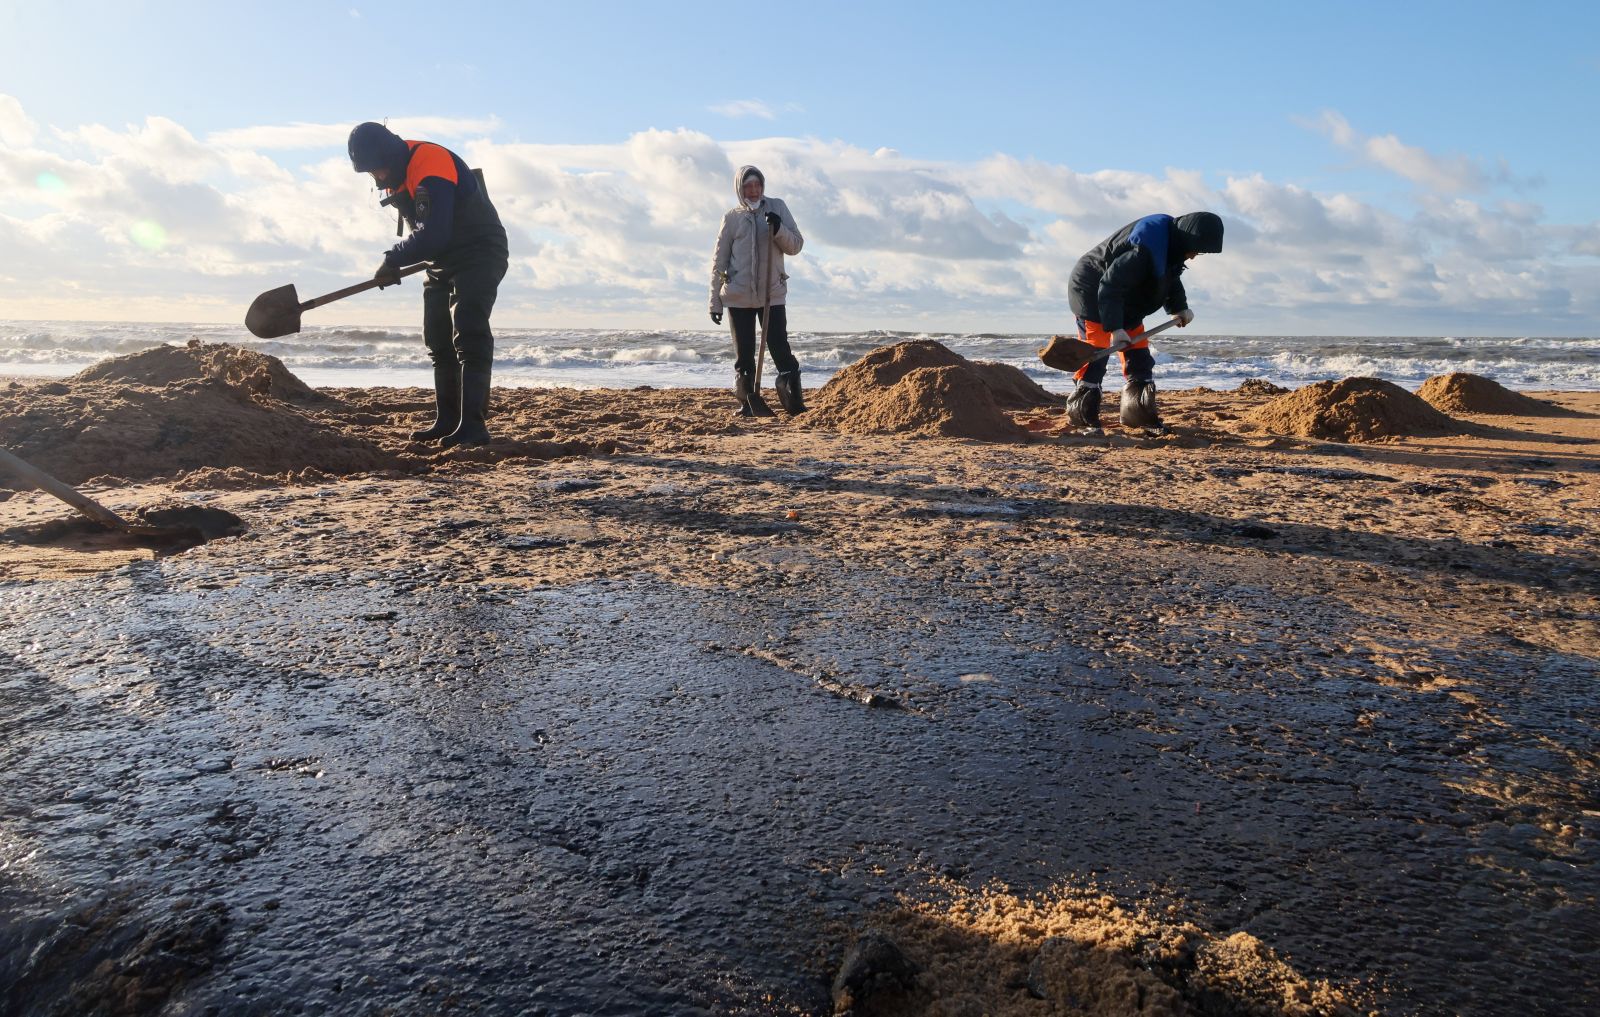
[
  {"x1": 708, "y1": 99, "x2": 777, "y2": 120},
  {"x1": 0, "y1": 94, "x2": 1595, "y2": 332},
  {"x1": 1310, "y1": 110, "x2": 1494, "y2": 194},
  {"x1": 208, "y1": 116, "x2": 501, "y2": 150},
  {"x1": 0, "y1": 94, "x2": 37, "y2": 147}
]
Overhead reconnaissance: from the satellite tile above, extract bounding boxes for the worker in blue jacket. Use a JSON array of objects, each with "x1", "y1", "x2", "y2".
[
  {"x1": 1063, "y1": 212, "x2": 1224, "y2": 432},
  {"x1": 348, "y1": 122, "x2": 509, "y2": 447}
]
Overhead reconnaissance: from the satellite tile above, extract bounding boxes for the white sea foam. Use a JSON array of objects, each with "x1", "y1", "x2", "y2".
[{"x1": 1, "y1": 320, "x2": 1595, "y2": 392}]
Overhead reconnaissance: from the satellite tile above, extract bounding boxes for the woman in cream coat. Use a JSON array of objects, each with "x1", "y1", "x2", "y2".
[{"x1": 709, "y1": 165, "x2": 805, "y2": 416}]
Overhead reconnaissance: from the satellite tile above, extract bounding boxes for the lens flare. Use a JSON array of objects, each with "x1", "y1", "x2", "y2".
[
  {"x1": 35, "y1": 172, "x2": 66, "y2": 193},
  {"x1": 130, "y1": 220, "x2": 167, "y2": 251}
]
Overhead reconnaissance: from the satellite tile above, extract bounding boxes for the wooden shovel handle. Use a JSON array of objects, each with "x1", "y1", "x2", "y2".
[
  {"x1": 302, "y1": 263, "x2": 429, "y2": 311},
  {"x1": 0, "y1": 446, "x2": 134, "y2": 530}
]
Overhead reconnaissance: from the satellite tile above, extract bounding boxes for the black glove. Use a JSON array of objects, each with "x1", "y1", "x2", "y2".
[
  {"x1": 765, "y1": 211, "x2": 782, "y2": 234},
  {"x1": 374, "y1": 261, "x2": 402, "y2": 289},
  {"x1": 710, "y1": 311, "x2": 723, "y2": 326}
]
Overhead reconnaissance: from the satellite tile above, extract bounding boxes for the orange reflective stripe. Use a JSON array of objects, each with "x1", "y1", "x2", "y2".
[
  {"x1": 402, "y1": 140, "x2": 459, "y2": 196},
  {"x1": 1078, "y1": 320, "x2": 1148, "y2": 349},
  {"x1": 1073, "y1": 320, "x2": 1149, "y2": 381}
]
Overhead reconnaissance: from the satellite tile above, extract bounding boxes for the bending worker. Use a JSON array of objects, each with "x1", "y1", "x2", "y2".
[
  {"x1": 348, "y1": 122, "x2": 509, "y2": 447},
  {"x1": 709, "y1": 165, "x2": 806, "y2": 417},
  {"x1": 1064, "y1": 212, "x2": 1224, "y2": 432}
]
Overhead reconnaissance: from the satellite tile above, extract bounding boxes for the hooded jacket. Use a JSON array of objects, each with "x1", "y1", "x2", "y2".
[
  {"x1": 709, "y1": 165, "x2": 804, "y2": 312},
  {"x1": 1067, "y1": 212, "x2": 1224, "y2": 331},
  {"x1": 350, "y1": 123, "x2": 508, "y2": 269}
]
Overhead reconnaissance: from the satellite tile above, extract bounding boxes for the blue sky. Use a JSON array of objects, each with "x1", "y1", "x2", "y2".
[{"x1": 1, "y1": 0, "x2": 1597, "y2": 333}]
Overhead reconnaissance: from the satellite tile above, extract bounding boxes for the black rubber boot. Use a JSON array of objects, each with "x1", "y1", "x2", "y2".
[
  {"x1": 410, "y1": 363, "x2": 461, "y2": 441},
  {"x1": 775, "y1": 370, "x2": 806, "y2": 415},
  {"x1": 1120, "y1": 379, "x2": 1162, "y2": 429},
  {"x1": 441, "y1": 366, "x2": 492, "y2": 448},
  {"x1": 733, "y1": 370, "x2": 775, "y2": 418},
  {"x1": 1064, "y1": 383, "x2": 1102, "y2": 429}
]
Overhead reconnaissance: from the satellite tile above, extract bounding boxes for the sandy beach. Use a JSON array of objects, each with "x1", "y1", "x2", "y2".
[{"x1": 1, "y1": 342, "x2": 1597, "y2": 1015}]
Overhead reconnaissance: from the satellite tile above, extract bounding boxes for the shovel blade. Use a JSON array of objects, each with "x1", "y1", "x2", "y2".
[
  {"x1": 1039, "y1": 334, "x2": 1106, "y2": 373},
  {"x1": 245, "y1": 283, "x2": 303, "y2": 339}
]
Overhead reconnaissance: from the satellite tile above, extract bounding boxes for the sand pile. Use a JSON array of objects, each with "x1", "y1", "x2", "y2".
[
  {"x1": 1237, "y1": 378, "x2": 1288, "y2": 397},
  {"x1": 1248, "y1": 377, "x2": 1466, "y2": 443},
  {"x1": 807, "y1": 341, "x2": 1051, "y2": 440},
  {"x1": 73, "y1": 339, "x2": 324, "y2": 404},
  {"x1": 0, "y1": 349, "x2": 404, "y2": 486},
  {"x1": 1416, "y1": 372, "x2": 1574, "y2": 417},
  {"x1": 845, "y1": 879, "x2": 1360, "y2": 1016}
]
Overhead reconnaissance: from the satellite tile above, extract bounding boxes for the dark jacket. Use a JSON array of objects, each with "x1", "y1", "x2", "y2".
[
  {"x1": 380, "y1": 140, "x2": 508, "y2": 269},
  {"x1": 1068, "y1": 212, "x2": 1224, "y2": 331}
]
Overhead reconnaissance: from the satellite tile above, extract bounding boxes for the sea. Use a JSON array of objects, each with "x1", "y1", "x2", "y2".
[{"x1": 2, "y1": 321, "x2": 1597, "y2": 393}]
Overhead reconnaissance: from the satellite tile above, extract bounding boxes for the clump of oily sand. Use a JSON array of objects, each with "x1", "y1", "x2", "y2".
[
  {"x1": 1416, "y1": 372, "x2": 1577, "y2": 417},
  {"x1": 1248, "y1": 377, "x2": 1467, "y2": 443},
  {"x1": 0, "y1": 377, "x2": 406, "y2": 486},
  {"x1": 73, "y1": 339, "x2": 324, "y2": 403},
  {"x1": 1237, "y1": 378, "x2": 1288, "y2": 397},
  {"x1": 807, "y1": 341, "x2": 1036, "y2": 440},
  {"x1": 173, "y1": 467, "x2": 304, "y2": 491},
  {"x1": 840, "y1": 879, "x2": 1362, "y2": 1017}
]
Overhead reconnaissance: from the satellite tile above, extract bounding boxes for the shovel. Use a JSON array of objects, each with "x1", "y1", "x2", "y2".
[
  {"x1": 245, "y1": 264, "x2": 428, "y2": 339},
  {"x1": 1039, "y1": 317, "x2": 1182, "y2": 373},
  {"x1": 0, "y1": 446, "x2": 200, "y2": 539}
]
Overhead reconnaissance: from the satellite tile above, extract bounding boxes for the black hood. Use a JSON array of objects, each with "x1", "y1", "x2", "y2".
[
  {"x1": 1172, "y1": 212, "x2": 1224, "y2": 255},
  {"x1": 348, "y1": 122, "x2": 411, "y2": 178}
]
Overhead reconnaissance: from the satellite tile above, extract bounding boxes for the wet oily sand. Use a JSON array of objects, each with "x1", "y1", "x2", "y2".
[
  {"x1": 843, "y1": 880, "x2": 1360, "y2": 1016},
  {"x1": 1416, "y1": 372, "x2": 1579, "y2": 417},
  {"x1": 1247, "y1": 377, "x2": 1468, "y2": 443},
  {"x1": 807, "y1": 340, "x2": 1057, "y2": 440},
  {"x1": 3, "y1": 351, "x2": 1600, "y2": 1014}
]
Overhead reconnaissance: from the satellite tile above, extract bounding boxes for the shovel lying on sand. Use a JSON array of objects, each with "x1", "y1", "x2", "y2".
[
  {"x1": 0, "y1": 446, "x2": 208, "y2": 540},
  {"x1": 1039, "y1": 316, "x2": 1182, "y2": 373},
  {"x1": 246, "y1": 265, "x2": 428, "y2": 339}
]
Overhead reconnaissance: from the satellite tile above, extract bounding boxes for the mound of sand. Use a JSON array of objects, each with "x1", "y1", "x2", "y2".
[
  {"x1": 1416, "y1": 372, "x2": 1575, "y2": 417},
  {"x1": 73, "y1": 339, "x2": 323, "y2": 404},
  {"x1": 1236, "y1": 378, "x2": 1288, "y2": 397},
  {"x1": 1248, "y1": 377, "x2": 1467, "y2": 443},
  {"x1": 807, "y1": 341, "x2": 1048, "y2": 440},
  {"x1": 848, "y1": 879, "x2": 1360, "y2": 1017},
  {"x1": 1, "y1": 347, "x2": 407, "y2": 485}
]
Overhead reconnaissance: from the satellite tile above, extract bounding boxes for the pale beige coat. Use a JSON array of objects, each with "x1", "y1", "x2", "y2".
[{"x1": 709, "y1": 164, "x2": 803, "y2": 313}]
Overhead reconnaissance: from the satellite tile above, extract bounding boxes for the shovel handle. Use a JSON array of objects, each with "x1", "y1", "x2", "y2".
[
  {"x1": 1120, "y1": 316, "x2": 1181, "y2": 348},
  {"x1": 302, "y1": 263, "x2": 429, "y2": 311},
  {"x1": 0, "y1": 446, "x2": 135, "y2": 530}
]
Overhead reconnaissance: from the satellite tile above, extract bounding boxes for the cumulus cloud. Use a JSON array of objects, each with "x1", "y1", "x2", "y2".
[
  {"x1": 0, "y1": 95, "x2": 37, "y2": 147},
  {"x1": 0, "y1": 94, "x2": 1594, "y2": 332},
  {"x1": 208, "y1": 116, "x2": 502, "y2": 150},
  {"x1": 1309, "y1": 110, "x2": 1501, "y2": 194}
]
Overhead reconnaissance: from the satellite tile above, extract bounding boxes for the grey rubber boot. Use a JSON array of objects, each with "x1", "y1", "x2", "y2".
[
  {"x1": 1064, "y1": 383, "x2": 1102, "y2": 428},
  {"x1": 1120, "y1": 379, "x2": 1162, "y2": 428},
  {"x1": 733, "y1": 370, "x2": 776, "y2": 417},
  {"x1": 410, "y1": 362, "x2": 461, "y2": 441},
  {"x1": 441, "y1": 365, "x2": 492, "y2": 447}
]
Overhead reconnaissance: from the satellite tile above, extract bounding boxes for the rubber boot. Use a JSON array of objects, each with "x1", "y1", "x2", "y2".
[
  {"x1": 1120, "y1": 379, "x2": 1163, "y2": 430},
  {"x1": 1064, "y1": 383, "x2": 1102, "y2": 430},
  {"x1": 775, "y1": 370, "x2": 806, "y2": 415},
  {"x1": 441, "y1": 365, "x2": 492, "y2": 448},
  {"x1": 733, "y1": 369, "x2": 776, "y2": 418},
  {"x1": 409, "y1": 363, "x2": 461, "y2": 442}
]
